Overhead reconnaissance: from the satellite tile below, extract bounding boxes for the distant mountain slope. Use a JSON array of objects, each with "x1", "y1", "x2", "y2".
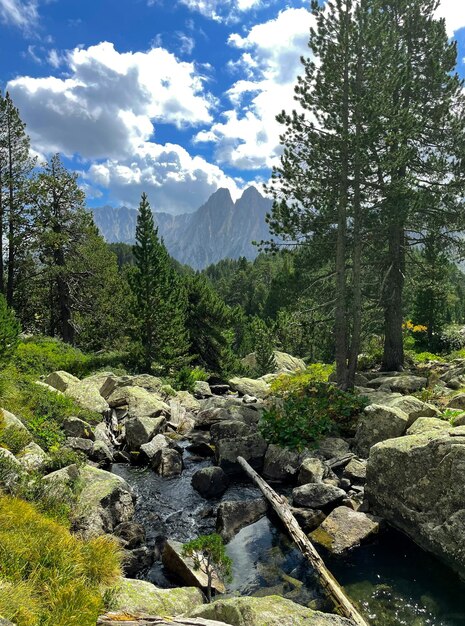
[{"x1": 91, "y1": 187, "x2": 273, "y2": 269}]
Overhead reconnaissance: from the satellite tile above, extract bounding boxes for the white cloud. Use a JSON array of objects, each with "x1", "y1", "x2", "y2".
[
  {"x1": 195, "y1": 7, "x2": 314, "y2": 169},
  {"x1": 436, "y1": 1, "x2": 465, "y2": 37},
  {"x1": 0, "y1": 0, "x2": 39, "y2": 31},
  {"x1": 87, "y1": 141, "x2": 244, "y2": 214},
  {"x1": 178, "y1": 0, "x2": 262, "y2": 23},
  {"x1": 7, "y1": 41, "x2": 215, "y2": 159}
]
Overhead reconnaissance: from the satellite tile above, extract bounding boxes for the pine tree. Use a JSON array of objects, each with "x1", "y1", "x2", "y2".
[
  {"x1": 130, "y1": 193, "x2": 189, "y2": 372},
  {"x1": 0, "y1": 293, "x2": 20, "y2": 369},
  {"x1": 0, "y1": 92, "x2": 35, "y2": 305}
]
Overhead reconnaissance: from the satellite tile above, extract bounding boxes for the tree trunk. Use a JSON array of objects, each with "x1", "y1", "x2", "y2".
[
  {"x1": 335, "y1": 1, "x2": 351, "y2": 390},
  {"x1": 382, "y1": 222, "x2": 405, "y2": 371}
]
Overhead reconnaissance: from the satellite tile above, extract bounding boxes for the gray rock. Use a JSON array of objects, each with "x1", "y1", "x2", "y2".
[
  {"x1": 153, "y1": 448, "x2": 183, "y2": 477},
  {"x1": 241, "y1": 350, "x2": 306, "y2": 374},
  {"x1": 107, "y1": 385, "x2": 169, "y2": 418},
  {"x1": 343, "y1": 458, "x2": 367, "y2": 483},
  {"x1": 292, "y1": 483, "x2": 346, "y2": 510},
  {"x1": 368, "y1": 375, "x2": 427, "y2": 394},
  {"x1": 44, "y1": 370, "x2": 80, "y2": 392},
  {"x1": 298, "y1": 457, "x2": 326, "y2": 485},
  {"x1": 217, "y1": 498, "x2": 268, "y2": 541},
  {"x1": 113, "y1": 521, "x2": 146, "y2": 549},
  {"x1": 0, "y1": 409, "x2": 28, "y2": 432},
  {"x1": 406, "y1": 417, "x2": 450, "y2": 436},
  {"x1": 63, "y1": 416, "x2": 95, "y2": 440},
  {"x1": 73, "y1": 465, "x2": 135, "y2": 538},
  {"x1": 64, "y1": 380, "x2": 110, "y2": 414},
  {"x1": 174, "y1": 391, "x2": 201, "y2": 412},
  {"x1": 190, "y1": 596, "x2": 355, "y2": 625},
  {"x1": 0, "y1": 448, "x2": 24, "y2": 491},
  {"x1": 355, "y1": 404, "x2": 410, "y2": 457},
  {"x1": 162, "y1": 540, "x2": 226, "y2": 593},
  {"x1": 192, "y1": 466, "x2": 229, "y2": 499},
  {"x1": 263, "y1": 444, "x2": 301, "y2": 482},
  {"x1": 65, "y1": 437, "x2": 94, "y2": 454},
  {"x1": 451, "y1": 412, "x2": 465, "y2": 427},
  {"x1": 366, "y1": 430, "x2": 465, "y2": 576},
  {"x1": 90, "y1": 440, "x2": 114, "y2": 465},
  {"x1": 228, "y1": 377, "x2": 270, "y2": 399},
  {"x1": 193, "y1": 380, "x2": 213, "y2": 398},
  {"x1": 125, "y1": 416, "x2": 166, "y2": 450},
  {"x1": 17, "y1": 442, "x2": 49, "y2": 472},
  {"x1": 447, "y1": 394, "x2": 465, "y2": 410},
  {"x1": 195, "y1": 407, "x2": 231, "y2": 429},
  {"x1": 317, "y1": 438, "x2": 351, "y2": 460},
  {"x1": 386, "y1": 395, "x2": 440, "y2": 422},
  {"x1": 216, "y1": 434, "x2": 268, "y2": 475},
  {"x1": 123, "y1": 546, "x2": 154, "y2": 577},
  {"x1": 109, "y1": 578, "x2": 204, "y2": 615},
  {"x1": 311, "y1": 506, "x2": 379, "y2": 555},
  {"x1": 210, "y1": 420, "x2": 250, "y2": 444},
  {"x1": 140, "y1": 433, "x2": 170, "y2": 463},
  {"x1": 290, "y1": 507, "x2": 326, "y2": 533},
  {"x1": 94, "y1": 422, "x2": 113, "y2": 446}
]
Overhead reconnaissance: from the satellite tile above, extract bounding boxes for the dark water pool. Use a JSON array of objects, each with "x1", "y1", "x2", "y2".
[{"x1": 113, "y1": 453, "x2": 465, "y2": 625}]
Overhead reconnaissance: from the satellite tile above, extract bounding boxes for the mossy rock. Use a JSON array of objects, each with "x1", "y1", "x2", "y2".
[
  {"x1": 109, "y1": 578, "x2": 204, "y2": 616},
  {"x1": 190, "y1": 596, "x2": 355, "y2": 625}
]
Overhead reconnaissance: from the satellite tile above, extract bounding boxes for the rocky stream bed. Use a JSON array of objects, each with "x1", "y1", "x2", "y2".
[{"x1": 5, "y1": 353, "x2": 465, "y2": 625}]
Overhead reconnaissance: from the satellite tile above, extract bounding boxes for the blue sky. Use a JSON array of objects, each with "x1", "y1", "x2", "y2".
[{"x1": 1, "y1": 0, "x2": 465, "y2": 214}]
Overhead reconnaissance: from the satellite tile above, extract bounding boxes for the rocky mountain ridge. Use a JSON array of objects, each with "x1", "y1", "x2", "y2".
[{"x1": 91, "y1": 187, "x2": 273, "y2": 270}]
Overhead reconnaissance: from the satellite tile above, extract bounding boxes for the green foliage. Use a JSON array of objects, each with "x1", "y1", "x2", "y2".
[
  {"x1": 270, "y1": 363, "x2": 334, "y2": 395},
  {"x1": 249, "y1": 317, "x2": 276, "y2": 377},
  {"x1": 0, "y1": 425, "x2": 32, "y2": 454},
  {"x1": 14, "y1": 337, "x2": 89, "y2": 377},
  {"x1": 173, "y1": 366, "x2": 209, "y2": 393},
  {"x1": 260, "y1": 382, "x2": 367, "y2": 450},
  {"x1": 436, "y1": 326, "x2": 465, "y2": 354},
  {"x1": 408, "y1": 351, "x2": 446, "y2": 364},
  {"x1": 0, "y1": 295, "x2": 20, "y2": 369},
  {"x1": 182, "y1": 533, "x2": 232, "y2": 603},
  {"x1": 130, "y1": 192, "x2": 189, "y2": 373},
  {"x1": 0, "y1": 495, "x2": 121, "y2": 626}
]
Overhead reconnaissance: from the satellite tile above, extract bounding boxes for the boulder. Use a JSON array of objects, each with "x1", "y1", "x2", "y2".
[
  {"x1": 0, "y1": 409, "x2": 28, "y2": 432},
  {"x1": 125, "y1": 416, "x2": 166, "y2": 451},
  {"x1": 216, "y1": 434, "x2": 268, "y2": 476},
  {"x1": 290, "y1": 507, "x2": 326, "y2": 533},
  {"x1": 65, "y1": 437, "x2": 93, "y2": 454},
  {"x1": 210, "y1": 420, "x2": 250, "y2": 444},
  {"x1": 73, "y1": 465, "x2": 134, "y2": 538},
  {"x1": 194, "y1": 381, "x2": 213, "y2": 398},
  {"x1": 217, "y1": 498, "x2": 268, "y2": 542},
  {"x1": 354, "y1": 404, "x2": 410, "y2": 457},
  {"x1": 63, "y1": 416, "x2": 95, "y2": 440},
  {"x1": 366, "y1": 430, "x2": 465, "y2": 576},
  {"x1": 292, "y1": 483, "x2": 346, "y2": 510},
  {"x1": 110, "y1": 578, "x2": 204, "y2": 615},
  {"x1": 140, "y1": 433, "x2": 170, "y2": 463},
  {"x1": 42, "y1": 464, "x2": 80, "y2": 498},
  {"x1": 317, "y1": 438, "x2": 350, "y2": 460},
  {"x1": 447, "y1": 394, "x2": 465, "y2": 410},
  {"x1": 17, "y1": 442, "x2": 49, "y2": 472},
  {"x1": 162, "y1": 540, "x2": 226, "y2": 593},
  {"x1": 123, "y1": 546, "x2": 155, "y2": 577},
  {"x1": 196, "y1": 408, "x2": 231, "y2": 430},
  {"x1": 311, "y1": 506, "x2": 379, "y2": 555},
  {"x1": 406, "y1": 417, "x2": 450, "y2": 436},
  {"x1": 0, "y1": 448, "x2": 24, "y2": 491},
  {"x1": 44, "y1": 370, "x2": 80, "y2": 392},
  {"x1": 368, "y1": 375, "x2": 427, "y2": 394},
  {"x1": 241, "y1": 351, "x2": 306, "y2": 374},
  {"x1": 94, "y1": 422, "x2": 113, "y2": 446},
  {"x1": 153, "y1": 448, "x2": 183, "y2": 477},
  {"x1": 192, "y1": 466, "x2": 229, "y2": 499},
  {"x1": 190, "y1": 596, "x2": 355, "y2": 626},
  {"x1": 263, "y1": 445, "x2": 301, "y2": 482},
  {"x1": 342, "y1": 458, "x2": 367, "y2": 483},
  {"x1": 107, "y1": 386, "x2": 169, "y2": 418},
  {"x1": 169, "y1": 401, "x2": 196, "y2": 434},
  {"x1": 175, "y1": 391, "x2": 201, "y2": 412},
  {"x1": 298, "y1": 457, "x2": 325, "y2": 485},
  {"x1": 65, "y1": 380, "x2": 110, "y2": 414},
  {"x1": 113, "y1": 521, "x2": 146, "y2": 549},
  {"x1": 228, "y1": 377, "x2": 270, "y2": 399},
  {"x1": 386, "y1": 395, "x2": 440, "y2": 422},
  {"x1": 90, "y1": 440, "x2": 114, "y2": 466}
]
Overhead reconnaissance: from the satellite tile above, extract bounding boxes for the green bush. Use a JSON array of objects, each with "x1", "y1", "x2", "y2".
[
  {"x1": 0, "y1": 295, "x2": 20, "y2": 370},
  {"x1": 173, "y1": 366, "x2": 209, "y2": 393},
  {"x1": 407, "y1": 351, "x2": 445, "y2": 364},
  {"x1": 0, "y1": 425, "x2": 33, "y2": 454},
  {"x1": 269, "y1": 363, "x2": 334, "y2": 395},
  {"x1": 436, "y1": 326, "x2": 465, "y2": 354},
  {"x1": 0, "y1": 495, "x2": 121, "y2": 626},
  {"x1": 260, "y1": 382, "x2": 368, "y2": 450}
]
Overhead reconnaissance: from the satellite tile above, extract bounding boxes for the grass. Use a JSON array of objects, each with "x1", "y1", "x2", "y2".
[{"x1": 0, "y1": 495, "x2": 121, "y2": 626}]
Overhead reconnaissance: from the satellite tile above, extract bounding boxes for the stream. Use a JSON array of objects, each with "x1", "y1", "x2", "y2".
[{"x1": 112, "y1": 443, "x2": 465, "y2": 626}]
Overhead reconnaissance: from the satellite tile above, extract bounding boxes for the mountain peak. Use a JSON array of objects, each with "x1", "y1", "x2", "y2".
[{"x1": 239, "y1": 186, "x2": 264, "y2": 201}]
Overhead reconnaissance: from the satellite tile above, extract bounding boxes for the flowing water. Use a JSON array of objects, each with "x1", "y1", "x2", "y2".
[{"x1": 112, "y1": 444, "x2": 465, "y2": 625}]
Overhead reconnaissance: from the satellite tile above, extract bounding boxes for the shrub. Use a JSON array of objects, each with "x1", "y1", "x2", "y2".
[
  {"x1": 182, "y1": 533, "x2": 232, "y2": 603},
  {"x1": 0, "y1": 496, "x2": 121, "y2": 626},
  {"x1": 408, "y1": 351, "x2": 445, "y2": 364},
  {"x1": 261, "y1": 381, "x2": 368, "y2": 450},
  {"x1": 0, "y1": 295, "x2": 20, "y2": 370},
  {"x1": 270, "y1": 363, "x2": 334, "y2": 396},
  {"x1": 436, "y1": 326, "x2": 465, "y2": 354},
  {"x1": 173, "y1": 366, "x2": 209, "y2": 393},
  {"x1": 0, "y1": 425, "x2": 33, "y2": 455},
  {"x1": 14, "y1": 337, "x2": 89, "y2": 378}
]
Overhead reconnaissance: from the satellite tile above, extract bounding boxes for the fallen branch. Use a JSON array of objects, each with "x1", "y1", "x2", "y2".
[{"x1": 237, "y1": 456, "x2": 370, "y2": 626}]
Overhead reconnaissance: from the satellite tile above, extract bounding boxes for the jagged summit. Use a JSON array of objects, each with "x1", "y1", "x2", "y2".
[{"x1": 91, "y1": 186, "x2": 273, "y2": 270}]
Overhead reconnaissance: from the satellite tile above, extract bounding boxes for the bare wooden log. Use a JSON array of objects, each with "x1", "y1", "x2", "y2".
[
  {"x1": 237, "y1": 456, "x2": 370, "y2": 626},
  {"x1": 97, "y1": 615, "x2": 230, "y2": 626}
]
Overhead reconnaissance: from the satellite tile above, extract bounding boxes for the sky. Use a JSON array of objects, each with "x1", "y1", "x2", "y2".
[{"x1": 1, "y1": 0, "x2": 465, "y2": 214}]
